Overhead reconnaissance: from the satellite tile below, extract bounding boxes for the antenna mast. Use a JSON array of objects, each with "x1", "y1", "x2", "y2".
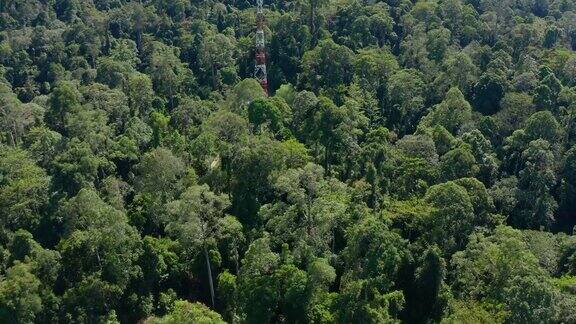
[{"x1": 254, "y1": 0, "x2": 269, "y2": 95}]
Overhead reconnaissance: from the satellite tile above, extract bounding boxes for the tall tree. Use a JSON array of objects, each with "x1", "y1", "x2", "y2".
[{"x1": 166, "y1": 185, "x2": 231, "y2": 308}]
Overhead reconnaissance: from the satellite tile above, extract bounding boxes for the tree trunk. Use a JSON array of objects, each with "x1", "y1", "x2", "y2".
[
  {"x1": 211, "y1": 63, "x2": 218, "y2": 90},
  {"x1": 233, "y1": 247, "x2": 240, "y2": 274},
  {"x1": 324, "y1": 145, "x2": 331, "y2": 176},
  {"x1": 310, "y1": 0, "x2": 317, "y2": 45},
  {"x1": 332, "y1": 227, "x2": 336, "y2": 252},
  {"x1": 204, "y1": 247, "x2": 216, "y2": 308},
  {"x1": 565, "y1": 110, "x2": 574, "y2": 148},
  {"x1": 8, "y1": 127, "x2": 15, "y2": 147}
]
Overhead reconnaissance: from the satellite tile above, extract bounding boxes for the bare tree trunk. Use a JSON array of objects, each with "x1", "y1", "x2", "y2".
[
  {"x1": 565, "y1": 110, "x2": 574, "y2": 148},
  {"x1": 324, "y1": 144, "x2": 331, "y2": 176},
  {"x1": 233, "y1": 247, "x2": 240, "y2": 274},
  {"x1": 211, "y1": 63, "x2": 218, "y2": 90},
  {"x1": 8, "y1": 127, "x2": 15, "y2": 147},
  {"x1": 310, "y1": 0, "x2": 317, "y2": 45},
  {"x1": 204, "y1": 247, "x2": 216, "y2": 308},
  {"x1": 332, "y1": 227, "x2": 336, "y2": 252}
]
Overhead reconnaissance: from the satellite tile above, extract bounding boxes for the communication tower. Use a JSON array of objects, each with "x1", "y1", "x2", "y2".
[{"x1": 254, "y1": 0, "x2": 269, "y2": 95}]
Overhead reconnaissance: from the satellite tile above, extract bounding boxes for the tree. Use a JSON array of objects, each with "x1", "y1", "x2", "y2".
[
  {"x1": 473, "y1": 72, "x2": 507, "y2": 115},
  {"x1": 236, "y1": 236, "x2": 281, "y2": 323},
  {"x1": 197, "y1": 32, "x2": 237, "y2": 91},
  {"x1": 60, "y1": 275, "x2": 123, "y2": 323},
  {"x1": 0, "y1": 262, "x2": 43, "y2": 324},
  {"x1": 230, "y1": 137, "x2": 287, "y2": 226},
  {"x1": 134, "y1": 147, "x2": 185, "y2": 205},
  {"x1": 307, "y1": 0, "x2": 329, "y2": 44},
  {"x1": 260, "y1": 163, "x2": 350, "y2": 261},
  {"x1": 171, "y1": 97, "x2": 216, "y2": 135},
  {"x1": 441, "y1": 300, "x2": 506, "y2": 324},
  {"x1": 23, "y1": 126, "x2": 63, "y2": 169},
  {"x1": 303, "y1": 96, "x2": 366, "y2": 175},
  {"x1": 451, "y1": 226, "x2": 560, "y2": 322},
  {"x1": 503, "y1": 276, "x2": 558, "y2": 324},
  {"x1": 439, "y1": 144, "x2": 479, "y2": 181},
  {"x1": 420, "y1": 87, "x2": 472, "y2": 134},
  {"x1": 353, "y1": 48, "x2": 399, "y2": 125},
  {"x1": 353, "y1": 47, "x2": 399, "y2": 95},
  {"x1": 81, "y1": 83, "x2": 130, "y2": 133},
  {"x1": 216, "y1": 271, "x2": 237, "y2": 322},
  {"x1": 426, "y1": 28, "x2": 451, "y2": 62},
  {"x1": 0, "y1": 145, "x2": 50, "y2": 232},
  {"x1": 0, "y1": 87, "x2": 43, "y2": 147},
  {"x1": 306, "y1": 258, "x2": 338, "y2": 323},
  {"x1": 461, "y1": 130, "x2": 499, "y2": 185},
  {"x1": 138, "y1": 236, "x2": 182, "y2": 299},
  {"x1": 126, "y1": 72, "x2": 155, "y2": 118},
  {"x1": 64, "y1": 105, "x2": 115, "y2": 155},
  {"x1": 166, "y1": 185, "x2": 231, "y2": 307},
  {"x1": 386, "y1": 69, "x2": 426, "y2": 134},
  {"x1": 405, "y1": 245, "x2": 448, "y2": 323},
  {"x1": 299, "y1": 39, "x2": 355, "y2": 93},
  {"x1": 387, "y1": 154, "x2": 438, "y2": 199},
  {"x1": 147, "y1": 41, "x2": 195, "y2": 109},
  {"x1": 52, "y1": 137, "x2": 113, "y2": 194},
  {"x1": 495, "y1": 92, "x2": 535, "y2": 136},
  {"x1": 269, "y1": 13, "x2": 312, "y2": 88},
  {"x1": 560, "y1": 145, "x2": 576, "y2": 215},
  {"x1": 454, "y1": 177, "x2": 499, "y2": 227},
  {"x1": 535, "y1": 72, "x2": 562, "y2": 112},
  {"x1": 8, "y1": 229, "x2": 61, "y2": 286},
  {"x1": 247, "y1": 98, "x2": 284, "y2": 135},
  {"x1": 96, "y1": 55, "x2": 134, "y2": 89},
  {"x1": 543, "y1": 25, "x2": 561, "y2": 49},
  {"x1": 424, "y1": 181, "x2": 475, "y2": 253},
  {"x1": 397, "y1": 134, "x2": 438, "y2": 164},
  {"x1": 514, "y1": 139, "x2": 557, "y2": 229},
  {"x1": 490, "y1": 176, "x2": 519, "y2": 217},
  {"x1": 45, "y1": 81, "x2": 81, "y2": 133},
  {"x1": 227, "y1": 79, "x2": 266, "y2": 115},
  {"x1": 218, "y1": 216, "x2": 245, "y2": 274},
  {"x1": 202, "y1": 110, "x2": 249, "y2": 163},
  {"x1": 330, "y1": 3, "x2": 394, "y2": 49},
  {"x1": 502, "y1": 129, "x2": 530, "y2": 174},
  {"x1": 291, "y1": 90, "x2": 319, "y2": 138},
  {"x1": 441, "y1": 52, "x2": 479, "y2": 97},
  {"x1": 149, "y1": 300, "x2": 225, "y2": 324},
  {"x1": 57, "y1": 189, "x2": 141, "y2": 322},
  {"x1": 523, "y1": 110, "x2": 561, "y2": 143},
  {"x1": 339, "y1": 213, "x2": 408, "y2": 323},
  {"x1": 58, "y1": 189, "x2": 142, "y2": 285}
]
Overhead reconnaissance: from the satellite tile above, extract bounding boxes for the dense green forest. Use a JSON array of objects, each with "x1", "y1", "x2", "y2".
[{"x1": 0, "y1": 0, "x2": 576, "y2": 322}]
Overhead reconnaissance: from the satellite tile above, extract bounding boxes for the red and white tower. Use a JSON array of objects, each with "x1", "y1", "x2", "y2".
[{"x1": 254, "y1": 0, "x2": 268, "y2": 95}]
